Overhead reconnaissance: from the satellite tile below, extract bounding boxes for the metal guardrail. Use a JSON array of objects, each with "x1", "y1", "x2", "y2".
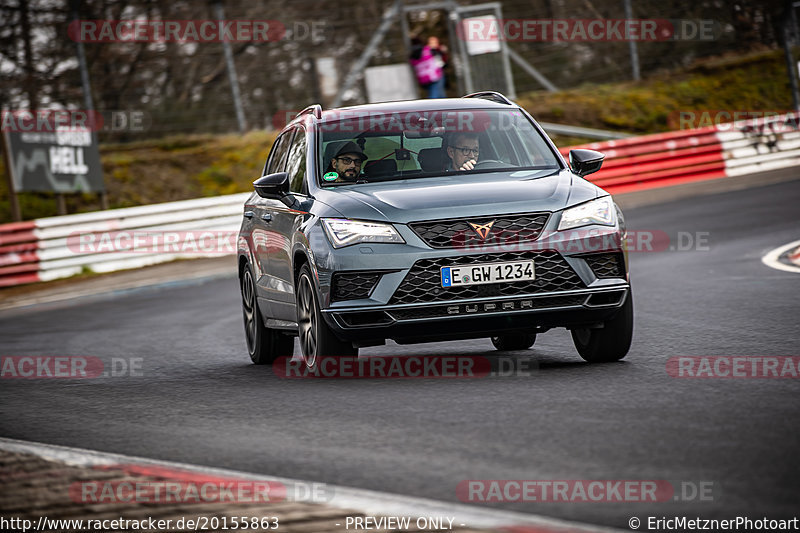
[
  {"x1": 540, "y1": 122, "x2": 633, "y2": 140},
  {"x1": 560, "y1": 127, "x2": 726, "y2": 193},
  {"x1": 560, "y1": 113, "x2": 800, "y2": 193},
  {"x1": 0, "y1": 193, "x2": 250, "y2": 287}
]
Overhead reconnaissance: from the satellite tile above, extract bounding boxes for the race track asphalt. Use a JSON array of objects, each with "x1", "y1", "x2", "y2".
[{"x1": 1, "y1": 176, "x2": 799, "y2": 530}]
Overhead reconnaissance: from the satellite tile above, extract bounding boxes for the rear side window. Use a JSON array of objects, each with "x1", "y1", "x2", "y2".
[
  {"x1": 285, "y1": 127, "x2": 307, "y2": 194},
  {"x1": 265, "y1": 130, "x2": 294, "y2": 175}
]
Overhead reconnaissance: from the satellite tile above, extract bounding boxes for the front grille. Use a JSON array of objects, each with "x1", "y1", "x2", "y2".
[
  {"x1": 331, "y1": 272, "x2": 381, "y2": 301},
  {"x1": 583, "y1": 252, "x2": 626, "y2": 279},
  {"x1": 409, "y1": 213, "x2": 549, "y2": 249},
  {"x1": 389, "y1": 251, "x2": 585, "y2": 305},
  {"x1": 389, "y1": 294, "x2": 586, "y2": 320}
]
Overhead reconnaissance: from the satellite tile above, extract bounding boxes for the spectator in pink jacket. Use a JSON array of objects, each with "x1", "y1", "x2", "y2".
[{"x1": 410, "y1": 36, "x2": 447, "y2": 98}]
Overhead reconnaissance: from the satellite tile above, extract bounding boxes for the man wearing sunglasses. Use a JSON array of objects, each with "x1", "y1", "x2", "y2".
[
  {"x1": 446, "y1": 132, "x2": 479, "y2": 171},
  {"x1": 327, "y1": 141, "x2": 368, "y2": 183}
]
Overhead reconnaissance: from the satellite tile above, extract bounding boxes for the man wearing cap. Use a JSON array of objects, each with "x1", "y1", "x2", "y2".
[{"x1": 324, "y1": 141, "x2": 368, "y2": 183}]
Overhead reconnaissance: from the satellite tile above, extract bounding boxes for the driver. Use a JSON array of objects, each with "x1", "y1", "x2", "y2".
[
  {"x1": 446, "y1": 132, "x2": 479, "y2": 171},
  {"x1": 324, "y1": 141, "x2": 368, "y2": 183}
]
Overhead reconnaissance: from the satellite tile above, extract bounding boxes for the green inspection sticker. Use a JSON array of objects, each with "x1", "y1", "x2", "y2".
[{"x1": 323, "y1": 172, "x2": 339, "y2": 181}]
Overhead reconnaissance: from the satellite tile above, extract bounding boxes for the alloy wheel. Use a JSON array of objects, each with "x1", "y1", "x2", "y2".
[
  {"x1": 298, "y1": 275, "x2": 317, "y2": 367},
  {"x1": 242, "y1": 269, "x2": 257, "y2": 354}
]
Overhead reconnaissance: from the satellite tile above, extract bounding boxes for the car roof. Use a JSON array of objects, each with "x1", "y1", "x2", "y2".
[
  {"x1": 322, "y1": 98, "x2": 517, "y2": 121},
  {"x1": 326, "y1": 97, "x2": 514, "y2": 116},
  {"x1": 284, "y1": 97, "x2": 517, "y2": 130}
]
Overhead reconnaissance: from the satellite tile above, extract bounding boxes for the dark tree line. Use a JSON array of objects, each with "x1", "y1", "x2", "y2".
[{"x1": 0, "y1": 0, "x2": 790, "y2": 140}]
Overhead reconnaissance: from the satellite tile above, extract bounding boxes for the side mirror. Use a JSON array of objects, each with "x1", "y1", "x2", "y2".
[
  {"x1": 254, "y1": 172, "x2": 289, "y2": 199},
  {"x1": 569, "y1": 149, "x2": 604, "y2": 177}
]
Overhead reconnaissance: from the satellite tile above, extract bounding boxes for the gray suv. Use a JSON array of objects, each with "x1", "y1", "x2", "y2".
[{"x1": 238, "y1": 92, "x2": 632, "y2": 369}]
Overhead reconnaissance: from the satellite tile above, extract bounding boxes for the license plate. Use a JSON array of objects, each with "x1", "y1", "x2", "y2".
[{"x1": 441, "y1": 260, "x2": 535, "y2": 287}]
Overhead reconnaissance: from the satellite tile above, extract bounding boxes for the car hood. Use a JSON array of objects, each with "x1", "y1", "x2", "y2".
[{"x1": 313, "y1": 169, "x2": 602, "y2": 224}]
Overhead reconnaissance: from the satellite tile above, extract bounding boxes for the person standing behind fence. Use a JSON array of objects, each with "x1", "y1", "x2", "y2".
[
  {"x1": 427, "y1": 36, "x2": 449, "y2": 91},
  {"x1": 409, "y1": 36, "x2": 446, "y2": 98}
]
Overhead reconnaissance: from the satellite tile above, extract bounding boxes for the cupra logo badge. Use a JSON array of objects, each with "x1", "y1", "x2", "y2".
[{"x1": 469, "y1": 221, "x2": 495, "y2": 240}]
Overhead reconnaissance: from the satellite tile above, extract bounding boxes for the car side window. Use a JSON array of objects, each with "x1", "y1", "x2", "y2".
[
  {"x1": 265, "y1": 130, "x2": 294, "y2": 176},
  {"x1": 285, "y1": 127, "x2": 307, "y2": 195}
]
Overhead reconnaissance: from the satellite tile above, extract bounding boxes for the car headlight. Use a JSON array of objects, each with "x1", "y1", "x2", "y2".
[
  {"x1": 321, "y1": 218, "x2": 405, "y2": 248},
  {"x1": 558, "y1": 197, "x2": 615, "y2": 231}
]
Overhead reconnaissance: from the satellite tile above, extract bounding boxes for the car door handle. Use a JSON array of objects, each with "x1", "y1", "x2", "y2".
[
  {"x1": 261, "y1": 213, "x2": 273, "y2": 222},
  {"x1": 243, "y1": 211, "x2": 254, "y2": 218}
]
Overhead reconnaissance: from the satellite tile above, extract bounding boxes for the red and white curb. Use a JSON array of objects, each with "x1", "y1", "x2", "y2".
[
  {"x1": 761, "y1": 239, "x2": 800, "y2": 274},
  {"x1": 0, "y1": 437, "x2": 622, "y2": 533}
]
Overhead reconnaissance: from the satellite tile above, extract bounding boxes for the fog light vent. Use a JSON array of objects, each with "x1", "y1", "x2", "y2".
[
  {"x1": 586, "y1": 290, "x2": 626, "y2": 307},
  {"x1": 336, "y1": 311, "x2": 394, "y2": 327}
]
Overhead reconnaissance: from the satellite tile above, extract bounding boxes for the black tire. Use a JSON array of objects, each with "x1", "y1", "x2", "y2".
[
  {"x1": 491, "y1": 332, "x2": 537, "y2": 351},
  {"x1": 571, "y1": 290, "x2": 633, "y2": 363},
  {"x1": 241, "y1": 264, "x2": 294, "y2": 364},
  {"x1": 296, "y1": 263, "x2": 358, "y2": 369}
]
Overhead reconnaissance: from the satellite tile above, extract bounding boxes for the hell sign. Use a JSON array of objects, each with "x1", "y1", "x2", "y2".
[{"x1": 3, "y1": 129, "x2": 104, "y2": 193}]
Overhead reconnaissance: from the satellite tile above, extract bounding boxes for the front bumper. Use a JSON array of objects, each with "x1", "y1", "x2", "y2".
[
  {"x1": 308, "y1": 213, "x2": 630, "y2": 345},
  {"x1": 323, "y1": 285, "x2": 629, "y2": 344}
]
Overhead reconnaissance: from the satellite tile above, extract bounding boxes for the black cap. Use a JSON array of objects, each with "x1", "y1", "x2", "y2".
[{"x1": 334, "y1": 141, "x2": 367, "y2": 162}]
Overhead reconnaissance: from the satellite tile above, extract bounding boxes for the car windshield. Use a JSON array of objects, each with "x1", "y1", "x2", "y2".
[{"x1": 317, "y1": 108, "x2": 561, "y2": 186}]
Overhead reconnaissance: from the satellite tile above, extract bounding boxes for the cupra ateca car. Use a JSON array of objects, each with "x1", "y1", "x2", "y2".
[{"x1": 237, "y1": 92, "x2": 633, "y2": 369}]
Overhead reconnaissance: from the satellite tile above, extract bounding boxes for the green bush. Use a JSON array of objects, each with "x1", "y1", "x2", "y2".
[{"x1": 517, "y1": 50, "x2": 792, "y2": 134}]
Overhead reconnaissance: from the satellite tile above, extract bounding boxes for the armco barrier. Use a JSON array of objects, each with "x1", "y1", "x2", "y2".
[
  {"x1": 559, "y1": 126, "x2": 726, "y2": 194},
  {"x1": 0, "y1": 193, "x2": 250, "y2": 287},
  {"x1": 1, "y1": 113, "x2": 797, "y2": 288},
  {"x1": 560, "y1": 112, "x2": 800, "y2": 195}
]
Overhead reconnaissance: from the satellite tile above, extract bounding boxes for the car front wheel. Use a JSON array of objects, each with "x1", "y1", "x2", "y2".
[
  {"x1": 571, "y1": 290, "x2": 633, "y2": 363},
  {"x1": 241, "y1": 264, "x2": 294, "y2": 364},
  {"x1": 296, "y1": 264, "x2": 358, "y2": 369}
]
